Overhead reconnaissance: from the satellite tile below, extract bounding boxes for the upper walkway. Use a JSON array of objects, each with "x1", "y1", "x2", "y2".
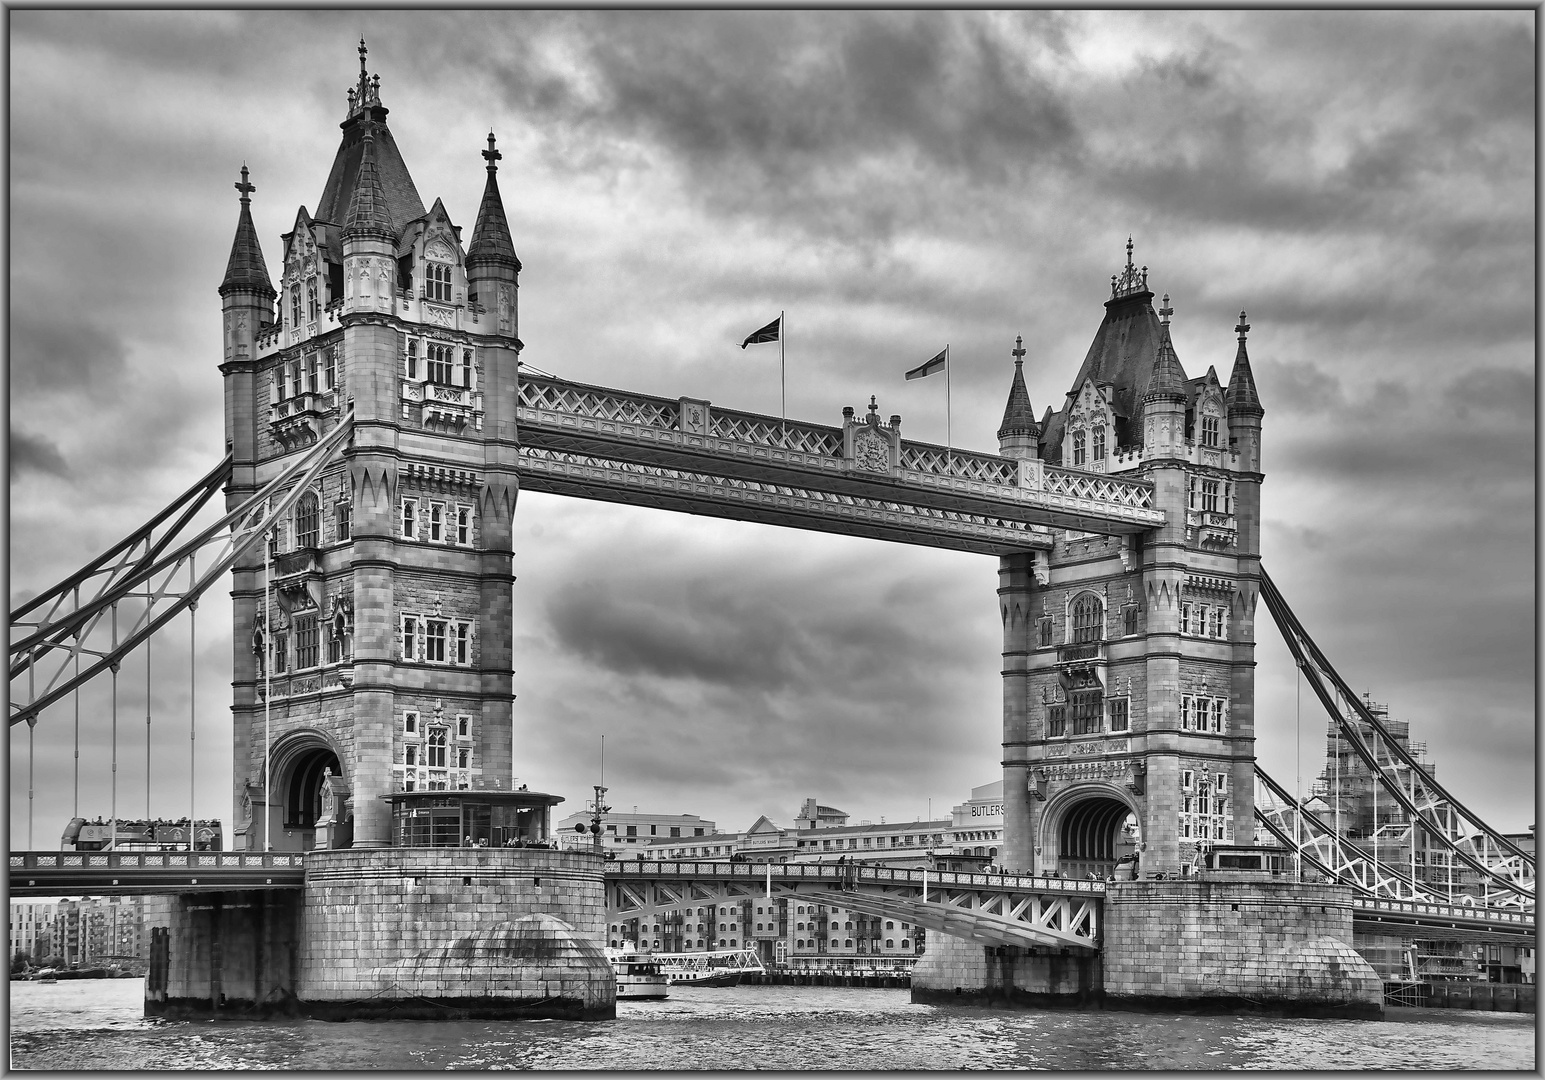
[{"x1": 515, "y1": 374, "x2": 1165, "y2": 552}]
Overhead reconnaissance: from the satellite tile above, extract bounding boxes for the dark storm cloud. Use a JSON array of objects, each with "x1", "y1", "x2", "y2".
[
  {"x1": 10, "y1": 431, "x2": 70, "y2": 480},
  {"x1": 8, "y1": 305, "x2": 129, "y2": 399}
]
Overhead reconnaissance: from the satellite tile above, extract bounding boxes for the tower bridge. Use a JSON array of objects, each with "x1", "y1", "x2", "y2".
[{"x1": 8, "y1": 45, "x2": 1532, "y2": 1021}]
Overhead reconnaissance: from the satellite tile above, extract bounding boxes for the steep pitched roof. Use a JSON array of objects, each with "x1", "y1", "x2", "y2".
[
  {"x1": 313, "y1": 88, "x2": 425, "y2": 231},
  {"x1": 1143, "y1": 321, "x2": 1190, "y2": 403},
  {"x1": 220, "y1": 165, "x2": 276, "y2": 297},
  {"x1": 1039, "y1": 289, "x2": 1164, "y2": 457},
  {"x1": 1226, "y1": 311, "x2": 1264, "y2": 416},
  {"x1": 467, "y1": 132, "x2": 521, "y2": 271}
]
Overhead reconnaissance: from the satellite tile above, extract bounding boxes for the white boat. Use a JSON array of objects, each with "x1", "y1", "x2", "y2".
[
  {"x1": 606, "y1": 946, "x2": 669, "y2": 1000},
  {"x1": 652, "y1": 948, "x2": 766, "y2": 987}
]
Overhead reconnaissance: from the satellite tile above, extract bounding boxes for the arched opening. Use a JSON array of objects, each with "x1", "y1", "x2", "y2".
[
  {"x1": 283, "y1": 745, "x2": 341, "y2": 848},
  {"x1": 1058, "y1": 796, "x2": 1137, "y2": 880}
]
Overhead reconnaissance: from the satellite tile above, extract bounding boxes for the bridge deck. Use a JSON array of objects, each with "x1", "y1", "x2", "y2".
[{"x1": 9, "y1": 851, "x2": 305, "y2": 896}]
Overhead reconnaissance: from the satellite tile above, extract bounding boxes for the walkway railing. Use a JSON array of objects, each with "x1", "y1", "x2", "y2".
[{"x1": 606, "y1": 860, "x2": 1107, "y2": 895}]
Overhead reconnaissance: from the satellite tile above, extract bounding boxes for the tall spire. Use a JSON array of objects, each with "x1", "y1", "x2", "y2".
[
  {"x1": 467, "y1": 131, "x2": 520, "y2": 271},
  {"x1": 1226, "y1": 310, "x2": 1264, "y2": 416},
  {"x1": 346, "y1": 36, "x2": 385, "y2": 120},
  {"x1": 220, "y1": 164, "x2": 276, "y2": 298},
  {"x1": 342, "y1": 130, "x2": 396, "y2": 243},
  {"x1": 997, "y1": 335, "x2": 1039, "y2": 440}
]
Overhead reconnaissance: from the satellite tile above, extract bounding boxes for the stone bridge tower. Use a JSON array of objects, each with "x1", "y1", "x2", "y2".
[
  {"x1": 219, "y1": 44, "x2": 524, "y2": 849},
  {"x1": 998, "y1": 243, "x2": 1265, "y2": 878}
]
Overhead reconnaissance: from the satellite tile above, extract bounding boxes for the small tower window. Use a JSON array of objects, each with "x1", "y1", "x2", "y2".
[
  {"x1": 1201, "y1": 415, "x2": 1220, "y2": 448},
  {"x1": 324, "y1": 347, "x2": 337, "y2": 391},
  {"x1": 307, "y1": 278, "x2": 319, "y2": 322},
  {"x1": 1108, "y1": 697, "x2": 1130, "y2": 733},
  {"x1": 457, "y1": 747, "x2": 470, "y2": 769},
  {"x1": 1046, "y1": 703, "x2": 1066, "y2": 737},
  {"x1": 455, "y1": 505, "x2": 472, "y2": 546},
  {"x1": 1072, "y1": 429, "x2": 1086, "y2": 466},
  {"x1": 425, "y1": 619, "x2": 448, "y2": 663},
  {"x1": 295, "y1": 494, "x2": 319, "y2": 549},
  {"x1": 290, "y1": 285, "x2": 302, "y2": 328},
  {"x1": 335, "y1": 498, "x2": 351, "y2": 542},
  {"x1": 1038, "y1": 616, "x2": 1053, "y2": 648},
  {"x1": 328, "y1": 607, "x2": 351, "y2": 663},
  {"x1": 1123, "y1": 605, "x2": 1139, "y2": 636},
  {"x1": 428, "y1": 343, "x2": 454, "y2": 384},
  {"x1": 427, "y1": 262, "x2": 452, "y2": 302},
  {"x1": 1092, "y1": 425, "x2": 1106, "y2": 460},
  {"x1": 461, "y1": 349, "x2": 474, "y2": 389},
  {"x1": 1201, "y1": 479, "x2": 1220, "y2": 513},
  {"x1": 454, "y1": 623, "x2": 471, "y2": 665},
  {"x1": 405, "y1": 339, "x2": 419, "y2": 381},
  {"x1": 294, "y1": 613, "x2": 319, "y2": 671},
  {"x1": 401, "y1": 498, "x2": 418, "y2": 540},
  {"x1": 306, "y1": 353, "x2": 319, "y2": 394},
  {"x1": 428, "y1": 502, "x2": 445, "y2": 542},
  {"x1": 457, "y1": 716, "x2": 470, "y2": 738}
]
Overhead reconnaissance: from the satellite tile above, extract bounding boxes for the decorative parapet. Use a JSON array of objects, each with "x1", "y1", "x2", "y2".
[
  {"x1": 1185, "y1": 510, "x2": 1237, "y2": 549},
  {"x1": 269, "y1": 390, "x2": 338, "y2": 450},
  {"x1": 402, "y1": 380, "x2": 484, "y2": 432}
]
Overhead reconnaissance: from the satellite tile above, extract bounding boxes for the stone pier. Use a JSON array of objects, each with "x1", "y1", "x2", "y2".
[{"x1": 144, "y1": 847, "x2": 615, "y2": 1020}]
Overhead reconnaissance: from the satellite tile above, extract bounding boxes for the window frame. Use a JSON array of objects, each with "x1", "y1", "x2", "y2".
[
  {"x1": 426, "y1": 262, "x2": 452, "y2": 303},
  {"x1": 1072, "y1": 428, "x2": 1086, "y2": 466},
  {"x1": 293, "y1": 612, "x2": 320, "y2": 671},
  {"x1": 400, "y1": 498, "x2": 418, "y2": 540}
]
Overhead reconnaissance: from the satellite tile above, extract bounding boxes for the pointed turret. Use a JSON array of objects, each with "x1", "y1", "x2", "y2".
[
  {"x1": 314, "y1": 39, "x2": 426, "y2": 231},
  {"x1": 342, "y1": 129, "x2": 396, "y2": 244},
  {"x1": 465, "y1": 132, "x2": 521, "y2": 339},
  {"x1": 468, "y1": 132, "x2": 521, "y2": 271},
  {"x1": 1141, "y1": 295, "x2": 1189, "y2": 458},
  {"x1": 220, "y1": 165, "x2": 276, "y2": 299},
  {"x1": 997, "y1": 335, "x2": 1040, "y2": 460},
  {"x1": 1226, "y1": 311, "x2": 1263, "y2": 472},
  {"x1": 219, "y1": 166, "x2": 275, "y2": 375},
  {"x1": 1225, "y1": 311, "x2": 1263, "y2": 418}
]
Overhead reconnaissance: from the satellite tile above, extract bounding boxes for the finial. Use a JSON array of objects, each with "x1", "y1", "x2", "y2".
[
  {"x1": 358, "y1": 37, "x2": 368, "y2": 78},
  {"x1": 868, "y1": 394, "x2": 879, "y2": 417},
  {"x1": 483, "y1": 130, "x2": 502, "y2": 173},
  {"x1": 1158, "y1": 294, "x2": 1173, "y2": 325},
  {"x1": 235, "y1": 164, "x2": 255, "y2": 205},
  {"x1": 1125, "y1": 235, "x2": 1134, "y2": 270},
  {"x1": 1011, "y1": 335, "x2": 1026, "y2": 366},
  {"x1": 1236, "y1": 310, "x2": 1250, "y2": 341}
]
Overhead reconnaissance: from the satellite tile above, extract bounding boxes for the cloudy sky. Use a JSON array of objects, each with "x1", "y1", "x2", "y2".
[{"x1": 9, "y1": 10, "x2": 1534, "y2": 849}]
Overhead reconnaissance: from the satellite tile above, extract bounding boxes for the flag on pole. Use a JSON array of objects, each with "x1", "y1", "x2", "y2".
[
  {"x1": 740, "y1": 316, "x2": 781, "y2": 349},
  {"x1": 906, "y1": 348, "x2": 948, "y2": 380}
]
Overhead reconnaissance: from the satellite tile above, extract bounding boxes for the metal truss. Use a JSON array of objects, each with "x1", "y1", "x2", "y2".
[
  {"x1": 606, "y1": 861, "x2": 1102, "y2": 952},
  {"x1": 9, "y1": 414, "x2": 354, "y2": 728},
  {"x1": 1258, "y1": 569, "x2": 1533, "y2": 906},
  {"x1": 515, "y1": 373, "x2": 1164, "y2": 537}
]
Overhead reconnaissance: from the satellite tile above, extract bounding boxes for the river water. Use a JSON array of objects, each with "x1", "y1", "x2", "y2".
[{"x1": 8, "y1": 978, "x2": 1535, "y2": 1070}]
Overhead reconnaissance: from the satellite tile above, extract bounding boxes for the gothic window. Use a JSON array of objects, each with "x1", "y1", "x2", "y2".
[
  {"x1": 307, "y1": 278, "x2": 319, "y2": 322},
  {"x1": 425, "y1": 619, "x2": 448, "y2": 663},
  {"x1": 1180, "y1": 602, "x2": 1193, "y2": 635},
  {"x1": 295, "y1": 494, "x2": 319, "y2": 549},
  {"x1": 1208, "y1": 607, "x2": 1225, "y2": 639},
  {"x1": 1108, "y1": 697, "x2": 1130, "y2": 733},
  {"x1": 1214, "y1": 773, "x2": 1228, "y2": 794},
  {"x1": 457, "y1": 716, "x2": 470, "y2": 738},
  {"x1": 1181, "y1": 769, "x2": 1194, "y2": 790},
  {"x1": 1179, "y1": 697, "x2": 1192, "y2": 730},
  {"x1": 1038, "y1": 616, "x2": 1053, "y2": 648},
  {"x1": 1046, "y1": 703, "x2": 1066, "y2": 738},
  {"x1": 428, "y1": 343, "x2": 454, "y2": 384},
  {"x1": 401, "y1": 498, "x2": 418, "y2": 540},
  {"x1": 1092, "y1": 426, "x2": 1106, "y2": 460},
  {"x1": 461, "y1": 349, "x2": 474, "y2": 389},
  {"x1": 404, "y1": 710, "x2": 418, "y2": 734},
  {"x1": 1071, "y1": 684, "x2": 1103, "y2": 736},
  {"x1": 428, "y1": 502, "x2": 445, "y2": 542},
  {"x1": 1072, "y1": 429, "x2": 1086, "y2": 466},
  {"x1": 426, "y1": 262, "x2": 452, "y2": 302},
  {"x1": 273, "y1": 629, "x2": 288, "y2": 674},
  {"x1": 1123, "y1": 605, "x2": 1139, "y2": 636},
  {"x1": 405, "y1": 744, "x2": 417, "y2": 766},
  {"x1": 405, "y1": 339, "x2": 419, "y2": 380},
  {"x1": 1201, "y1": 479, "x2": 1220, "y2": 513},
  {"x1": 427, "y1": 729, "x2": 447, "y2": 768},
  {"x1": 306, "y1": 353, "x2": 319, "y2": 394},
  {"x1": 1201, "y1": 415, "x2": 1220, "y2": 448},
  {"x1": 457, "y1": 747, "x2": 470, "y2": 769},
  {"x1": 454, "y1": 623, "x2": 471, "y2": 665},
  {"x1": 335, "y1": 499, "x2": 351, "y2": 543},
  {"x1": 455, "y1": 505, "x2": 472, "y2": 546},
  {"x1": 294, "y1": 613, "x2": 319, "y2": 670},
  {"x1": 290, "y1": 285, "x2": 302, "y2": 327},
  {"x1": 400, "y1": 614, "x2": 420, "y2": 661},
  {"x1": 1071, "y1": 593, "x2": 1103, "y2": 642},
  {"x1": 324, "y1": 347, "x2": 337, "y2": 390}
]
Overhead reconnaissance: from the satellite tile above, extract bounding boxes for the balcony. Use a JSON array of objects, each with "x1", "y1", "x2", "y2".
[
  {"x1": 269, "y1": 391, "x2": 335, "y2": 450},
  {"x1": 403, "y1": 380, "x2": 483, "y2": 431},
  {"x1": 1057, "y1": 640, "x2": 1106, "y2": 667},
  {"x1": 1186, "y1": 509, "x2": 1237, "y2": 549},
  {"x1": 273, "y1": 547, "x2": 322, "y2": 610}
]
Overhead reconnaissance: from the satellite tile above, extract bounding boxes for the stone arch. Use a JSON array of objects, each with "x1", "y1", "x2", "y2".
[
  {"x1": 1039, "y1": 782, "x2": 1141, "y2": 879},
  {"x1": 268, "y1": 727, "x2": 349, "y2": 849}
]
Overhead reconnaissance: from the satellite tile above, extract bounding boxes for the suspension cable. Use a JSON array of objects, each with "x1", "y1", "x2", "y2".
[
  {"x1": 189, "y1": 553, "x2": 197, "y2": 848},
  {"x1": 110, "y1": 602, "x2": 119, "y2": 852},
  {"x1": 73, "y1": 585, "x2": 80, "y2": 820},
  {"x1": 146, "y1": 602, "x2": 152, "y2": 821}
]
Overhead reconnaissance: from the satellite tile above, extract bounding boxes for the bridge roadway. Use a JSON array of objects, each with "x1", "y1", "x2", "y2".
[
  {"x1": 9, "y1": 852, "x2": 1533, "y2": 943},
  {"x1": 514, "y1": 374, "x2": 1165, "y2": 553}
]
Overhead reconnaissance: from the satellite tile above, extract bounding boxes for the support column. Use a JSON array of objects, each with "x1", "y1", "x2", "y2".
[{"x1": 999, "y1": 552, "x2": 1036, "y2": 872}]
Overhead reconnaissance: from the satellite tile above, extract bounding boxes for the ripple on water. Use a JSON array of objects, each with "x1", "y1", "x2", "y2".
[{"x1": 7, "y1": 980, "x2": 1535, "y2": 1070}]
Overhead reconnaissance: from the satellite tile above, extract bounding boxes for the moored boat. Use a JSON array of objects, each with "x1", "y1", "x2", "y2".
[
  {"x1": 652, "y1": 947, "x2": 766, "y2": 987},
  {"x1": 606, "y1": 947, "x2": 669, "y2": 1000}
]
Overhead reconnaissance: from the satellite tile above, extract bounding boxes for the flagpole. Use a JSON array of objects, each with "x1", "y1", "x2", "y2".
[
  {"x1": 780, "y1": 310, "x2": 786, "y2": 444},
  {"x1": 945, "y1": 344, "x2": 952, "y2": 475}
]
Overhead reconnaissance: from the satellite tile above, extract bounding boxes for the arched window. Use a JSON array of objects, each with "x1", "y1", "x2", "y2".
[
  {"x1": 295, "y1": 494, "x2": 319, "y2": 549},
  {"x1": 886, "y1": 939, "x2": 894, "y2": 949},
  {"x1": 1092, "y1": 426, "x2": 1106, "y2": 460},
  {"x1": 1071, "y1": 594, "x2": 1103, "y2": 643},
  {"x1": 426, "y1": 262, "x2": 452, "y2": 302},
  {"x1": 427, "y1": 728, "x2": 447, "y2": 768},
  {"x1": 1072, "y1": 429, "x2": 1086, "y2": 466},
  {"x1": 1201, "y1": 415, "x2": 1220, "y2": 447}
]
